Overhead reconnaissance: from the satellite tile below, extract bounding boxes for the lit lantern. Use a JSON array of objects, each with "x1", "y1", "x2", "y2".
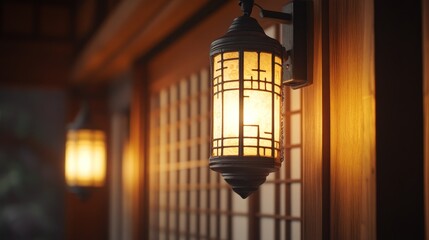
[
  {"x1": 209, "y1": 1, "x2": 285, "y2": 199},
  {"x1": 65, "y1": 102, "x2": 106, "y2": 197}
]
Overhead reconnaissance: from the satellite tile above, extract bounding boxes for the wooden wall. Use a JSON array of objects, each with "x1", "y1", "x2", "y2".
[
  {"x1": 328, "y1": 0, "x2": 376, "y2": 239},
  {"x1": 129, "y1": 67, "x2": 150, "y2": 240},
  {"x1": 301, "y1": 0, "x2": 324, "y2": 238},
  {"x1": 424, "y1": 0, "x2": 429, "y2": 238},
  {"x1": 302, "y1": 0, "x2": 376, "y2": 239}
]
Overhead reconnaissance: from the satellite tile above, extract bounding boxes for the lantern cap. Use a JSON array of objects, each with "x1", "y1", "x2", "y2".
[{"x1": 210, "y1": 15, "x2": 285, "y2": 57}]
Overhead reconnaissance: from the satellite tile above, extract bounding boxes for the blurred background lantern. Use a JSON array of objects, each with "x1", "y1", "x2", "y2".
[{"x1": 65, "y1": 102, "x2": 106, "y2": 198}]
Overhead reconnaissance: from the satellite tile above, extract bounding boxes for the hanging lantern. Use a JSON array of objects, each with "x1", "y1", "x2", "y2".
[
  {"x1": 65, "y1": 102, "x2": 106, "y2": 198},
  {"x1": 209, "y1": 0, "x2": 285, "y2": 199}
]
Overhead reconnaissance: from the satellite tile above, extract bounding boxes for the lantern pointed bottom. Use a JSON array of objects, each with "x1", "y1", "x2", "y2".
[
  {"x1": 224, "y1": 173, "x2": 268, "y2": 199},
  {"x1": 233, "y1": 188, "x2": 258, "y2": 199},
  {"x1": 209, "y1": 157, "x2": 280, "y2": 199}
]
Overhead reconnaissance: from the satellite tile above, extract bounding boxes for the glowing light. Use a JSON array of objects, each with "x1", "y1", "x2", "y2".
[
  {"x1": 211, "y1": 51, "x2": 282, "y2": 158},
  {"x1": 65, "y1": 129, "x2": 106, "y2": 187}
]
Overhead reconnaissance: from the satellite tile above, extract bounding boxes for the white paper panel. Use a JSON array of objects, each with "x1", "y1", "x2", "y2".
[
  {"x1": 190, "y1": 213, "x2": 196, "y2": 234},
  {"x1": 232, "y1": 216, "x2": 248, "y2": 240},
  {"x1": 280, "y1": 220, "x2": 286, "y2": 240},
  {"x1": 159, "y1": 192, "x2": 167, "y2": 208},
  {"x1": 159, "y1": 210, "x2": 166, "y2": 228},
  {"x1": 200, "y1": 189, "x2": 207, "y2": 209},
  {"x1": 170, "y1": 169, "x2": 176, "y2": 186},
  {"x1": 170, "y1": 191, "x2": 176, "y2": 208},
  {"x1": 220, "y1": 188, "x2": 227, "y2": 211},
  {"x1": 210, "y1": 189, "x2": 217, "y2": 209},
  {"x1": 260, "y1": 183, "x2": 275, "y2": 214},
  {"x1": 280, "y1": 184, "x2": 286, "y2": 215},
  {"x1": 190, "y1": 144, "x2": 197, "y2": 161},
  {"x1": 290, "y1": 88, "x2": 301, "y2": 111},
  {"x1": 291, "y1": 221, "x2": 301, "y2": 240},
  {"x1": 290, "y1": 113, "x2": 301, "y2": 145},
  {"x1": 179, "y1": 189, "x2": 186, "y2": 208},
  {"x1": 169, "y1": 212, "x2": 176, "y2": 230},
  {"x1": 291, "y1": 183, "x2": 301, "y2": 217},
  {"x1": 210, "y1": 215, "x2": 217, "y2": 238},
  {"x1": 232, "y1": 192, "x2": 248, "y2": 213},
  {"x1": 190, "y1": 189, "x2": 196, "y2": 208},
  {"x1": 221, "y1": 215, "x2": 228, "y2": 239},
  {"x1": 200, "y1": 166, "x2": 208, "y2": 183},
  {"x1": 290, "y1": 148, "x2": 301, "y2": 179},
  {"x1": 179, "y1": 212, "x2": 186, "y2": 232},
  {"x1": 261, "y1": 218, "x2": 275, "y2": 240},
  {"x1": 200, "y1": 214, "x2": 207, "y2": 235},
  {"x1": 200, "y1": 139, "x2": 209, "y2": 160}
]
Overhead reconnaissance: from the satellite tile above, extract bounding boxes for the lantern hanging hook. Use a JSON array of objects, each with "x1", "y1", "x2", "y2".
[{"x1": 253, "y1": 2, "x2": 293, "y2": 24}]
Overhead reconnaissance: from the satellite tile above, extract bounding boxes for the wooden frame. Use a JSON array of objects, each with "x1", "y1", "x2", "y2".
[
  {"x1": 424, "y1": 0, "x2": 429, "y2": 238},
  {"x1": 374, "y1": 0, "x2": 424, "y2": 239}
]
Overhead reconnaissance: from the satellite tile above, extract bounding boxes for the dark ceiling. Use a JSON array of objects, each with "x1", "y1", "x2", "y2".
[{"x1": 0, "y1": 0, "x2": 121, "y2": 87}]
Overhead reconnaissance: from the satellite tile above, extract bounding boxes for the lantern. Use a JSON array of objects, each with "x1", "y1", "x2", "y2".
[
  {"x1": 65, "y1": 102, "x2": 106, "y2": 197},
  {"x1": 209, "y1": 0, "x2": 285, "y2": 199}
]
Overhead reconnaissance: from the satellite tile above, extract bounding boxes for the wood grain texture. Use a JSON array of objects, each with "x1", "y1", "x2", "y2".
[
  {"x1": 424, "y1": 0, "x2": 429, "y2": 238},
  {"x1": 130, "y1": 67, "x2": 150, "y2": 240},
  {"x1": 329, "y1": 0, "x2": 375, "y2": 239},
  {"x1": 71, "y1": 0, "x2": 208, "y2": 84},
  {"x1": 301, "y1": 0, "x2": 324, "y2": 239}
]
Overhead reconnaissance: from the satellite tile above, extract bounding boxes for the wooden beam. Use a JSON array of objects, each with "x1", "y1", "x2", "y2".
[{"x1": 70, "y1": 0, "x2": 207, "y2": 84}]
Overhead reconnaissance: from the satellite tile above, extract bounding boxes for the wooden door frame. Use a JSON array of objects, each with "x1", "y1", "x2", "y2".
[{"x1": 374, "y1": 0, "x2": 425, "y2": 239}]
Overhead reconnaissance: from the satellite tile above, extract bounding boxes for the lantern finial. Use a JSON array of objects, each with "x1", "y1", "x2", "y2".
[{"x1": 239, "y1": 0, "x2": 254, "y2": 16}]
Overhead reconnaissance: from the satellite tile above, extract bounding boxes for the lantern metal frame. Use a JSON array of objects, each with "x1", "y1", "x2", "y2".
[
  {"x1": 254, "y1": 0, "x2": 312, "y2": 88},
  {"x1": 209, "y1": 0, "x2": 312, "y2": 198}
]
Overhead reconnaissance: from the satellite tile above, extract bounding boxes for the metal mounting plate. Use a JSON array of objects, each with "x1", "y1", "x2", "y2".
[{"x1": 282, "y1": 1, "x2": 313, "y2": 89}]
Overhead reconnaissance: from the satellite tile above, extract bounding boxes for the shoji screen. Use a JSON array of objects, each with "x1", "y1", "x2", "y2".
[
  {"x1": 257, "y1": 87, "x2": 302, "y2": 240},
  {"x1": 148, "y1": 69, "x2": 233, "y2": 239},
  {"x1": 148, "y1": 25, "x2": 302, "y2": 240}
]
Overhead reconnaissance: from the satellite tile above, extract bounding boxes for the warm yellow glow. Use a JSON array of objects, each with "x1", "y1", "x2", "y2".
[
  {"x1": 212, "y1": 51, "x2": 282, "y2": 158},
  {"x1": 122, "y1": 141, "x2": 136, "y2": 194},
  {"x1": 65, "y1": 129, "x2": 106, "y2": 187}
]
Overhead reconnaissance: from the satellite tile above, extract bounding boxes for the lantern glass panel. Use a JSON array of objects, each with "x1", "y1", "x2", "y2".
[{"x1": 211, "y1": 51, "x2": 282, "y2": 159}]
